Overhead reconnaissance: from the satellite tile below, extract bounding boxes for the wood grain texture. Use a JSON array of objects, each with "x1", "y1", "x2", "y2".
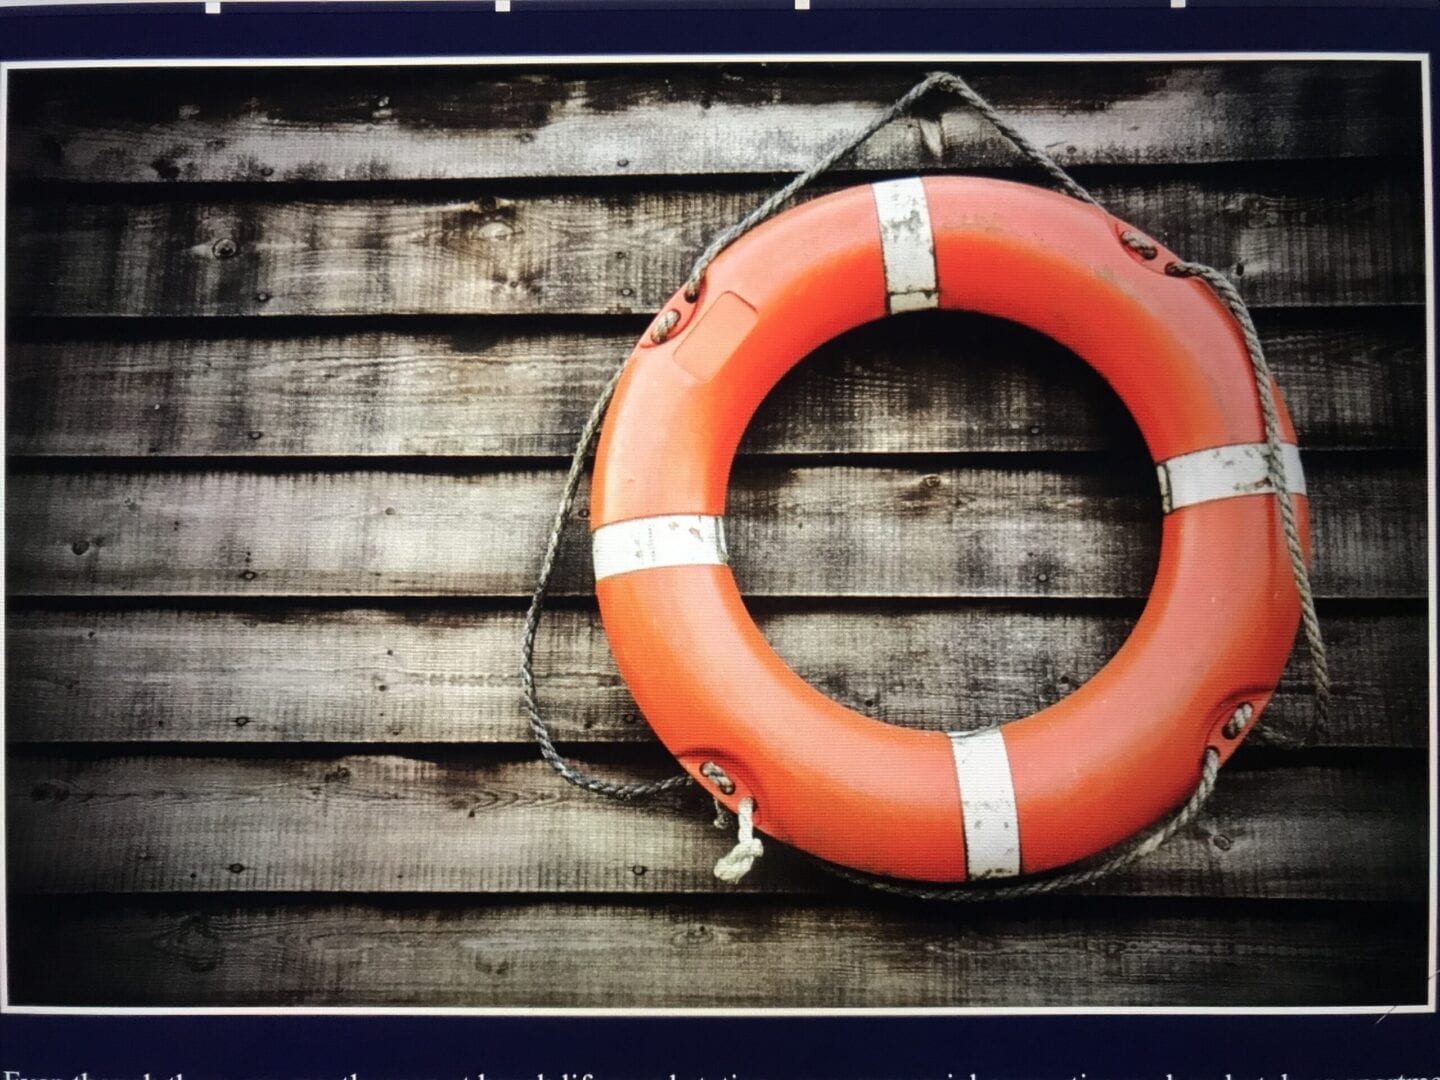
[
  {"x1": 7, "y1": 308, "x2": 1426, "y2": 457},
  {"x1": 8, "y1": 170, "x2": 1423, "y2": 319},
  {"x1": 5, "y1": 458, "x2": 1423, "y2": 598},
  {"x1": 6, "y1": 605, "x2": 1422, "y2": 748},
  {"x1": 7, "y1": 895, "x2": 1429, "y2": 1007},
  {"x1": 7, "y1": 754, "x2": 1428, "y2": 900},
  {"x1": 3, "y1": 60, "x2": 1430, "y2": 1016},
  {"x1": 7, "y1": 62, "x2": 1421, "y2": 183}
]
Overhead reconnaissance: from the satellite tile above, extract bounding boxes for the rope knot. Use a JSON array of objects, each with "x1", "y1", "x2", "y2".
[{"x1": 713, "y1": 796, "x2": 763, "y2": 884}]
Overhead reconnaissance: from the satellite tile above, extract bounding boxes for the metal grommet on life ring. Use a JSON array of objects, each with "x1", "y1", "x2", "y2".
[{"x1": 589, "y1": 176, "x2": 1309, "y2": 884}]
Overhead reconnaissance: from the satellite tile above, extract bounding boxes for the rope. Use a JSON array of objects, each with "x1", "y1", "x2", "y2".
[
  {"x1": 713, "y1": 797, "x2": 764, "y2": 884},
  {"x1": 814, "y1": 749, "x2": 1219, "y2": 902},
  {"x1": 519, "y1": 364, "x2": 692, "y2": 800},
  {"x1": 520, "y1": 68, "x2": 1328, "y2": 897},
  {"x1": 1166, "y1": 259, "x2": 1331, "y2": 725},
  {"x1": 682, "y1": 71, "x2": 1097, "y2": 301}
]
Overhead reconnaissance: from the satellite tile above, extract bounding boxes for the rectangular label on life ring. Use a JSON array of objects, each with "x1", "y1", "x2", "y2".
[
  {"x1": 872, "y1": 178, "x2": 939, "y2": 314},
  {"x1": 672, "y1": 291, "x2": 759, "y2": 383},
  {"x1": 948, "y1": 728, "x2": 1022, "y2": 879}
]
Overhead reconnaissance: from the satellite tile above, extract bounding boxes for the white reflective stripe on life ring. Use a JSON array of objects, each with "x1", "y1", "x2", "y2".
[
  {"x1": 592, "y1": 514, "x2": 729, "y2": 581},
  {"x1": 1156, "y1": 442, "x2": 1306, "y2": 514},
  {"x1": 871, "y1": 178, "x2": 939, "y2": 314},
  {"x1": 948, "y1": 728, "x2": 1022, "y2": 879}
]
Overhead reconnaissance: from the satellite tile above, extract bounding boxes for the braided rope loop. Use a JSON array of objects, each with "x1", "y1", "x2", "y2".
[
  {"x1": 519, "y1": 365, "x2": 692, "y2": 800},
  {"x1": 519, "y1": 69, "x2": 1327, "y2": 897},
  {"x1": 820, "y1": 750, "x2": 1221, "y2": 902},
  {"x1": 1166, "y1": 260, "x2": 1330, "y2": 725}
]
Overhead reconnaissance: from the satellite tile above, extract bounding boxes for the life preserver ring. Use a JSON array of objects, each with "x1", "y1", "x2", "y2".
[{"x1": 589, "y1": 176, "x2": 1308, "y2": 883}]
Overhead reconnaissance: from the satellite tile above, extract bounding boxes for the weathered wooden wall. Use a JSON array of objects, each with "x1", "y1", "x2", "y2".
[{"x1": 4, "y1": 60, "x2": 1430, "y2": 1008}]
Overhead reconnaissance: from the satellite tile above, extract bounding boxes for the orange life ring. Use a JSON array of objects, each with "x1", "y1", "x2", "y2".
[{"x1": 590, "y1": 176, "x2": 1308, "y2": 883}]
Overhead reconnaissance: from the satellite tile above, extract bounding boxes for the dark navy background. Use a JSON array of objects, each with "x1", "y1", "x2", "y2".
[{"x1": 2, "y1": 2, "x2": 1437, "y2": 1076}]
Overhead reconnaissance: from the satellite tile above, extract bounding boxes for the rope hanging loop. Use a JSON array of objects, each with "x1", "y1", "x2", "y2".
[{"x1": 521, "y1": 69, "x2": 1327, "y2": 901}]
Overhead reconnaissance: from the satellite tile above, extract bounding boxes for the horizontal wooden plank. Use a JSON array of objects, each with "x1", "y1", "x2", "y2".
[
  {"x1": 5, "y1": 458, "x2": 1423, "y2": 598},
  {"x1": 7, "y1": 895, "x2": 1429, "y2": 1007},
  {"x1": 8, "y1": 171, "x2": 1422, "y2": 318},
  {"x1": 7, "y1": 308, "x2": 1425, "y2": 457},
  {"x1": 6, "y1": 606, "x2": 1421, "y2": 748},
  {"x1": 6, "y1": 754, "x2": 1428, "y2": 901},
  {"x1": 8, "y1": 62, "x2": 1422, "y2": 184}
]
